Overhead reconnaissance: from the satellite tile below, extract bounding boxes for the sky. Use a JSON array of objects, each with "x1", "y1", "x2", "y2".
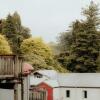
[{"x1": 0, "y1": 0, "x2": 100, "y2": 42}]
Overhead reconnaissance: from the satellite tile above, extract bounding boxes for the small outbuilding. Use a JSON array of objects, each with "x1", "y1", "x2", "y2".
[
  {"x1": 57, "y1": 73, "x2": 100, "y2": 100},
  {"x1": 30, "y1": 70, "x2": 100, "y2": 100}
]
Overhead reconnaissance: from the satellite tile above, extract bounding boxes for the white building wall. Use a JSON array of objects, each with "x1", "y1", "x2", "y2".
[
  {"x1": 59, "y1": 88, "x2": 100, "y2": 100},
  {"x1": 53, "y1": 88, "x2": 60, "y2": 100},
  {"x1": 0, "y1": 89, "x2": 14, "y2": 100}
]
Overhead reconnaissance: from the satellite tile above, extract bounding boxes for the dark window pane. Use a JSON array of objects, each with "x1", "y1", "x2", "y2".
[
  {"x1": 84, "y1": 91, "x2": 87, "y2": 98},
  {"x1": 66, "y1": 90, "x2": 70, "y2": 97}
]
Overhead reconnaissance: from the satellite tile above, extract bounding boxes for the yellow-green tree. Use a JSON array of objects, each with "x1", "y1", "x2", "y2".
[
  {"x1": 20, "y1": 37, "x2": 55, "y2": 70},
  {"x1": 20, "y1": 37, "x2": 67, "y2": 72},
  {"x1": 0, "y1": 34, "x2": 12, "y2": 54}
]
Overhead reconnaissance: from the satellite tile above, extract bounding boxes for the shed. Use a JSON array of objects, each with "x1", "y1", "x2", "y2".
[{"x1": 30, "y1": 79, "x2": 59, "y2": 100}]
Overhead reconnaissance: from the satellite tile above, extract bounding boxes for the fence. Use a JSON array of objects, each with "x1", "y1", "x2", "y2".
[
  {"x1": 0, "y1": 55, "x2": 23, "y2": 78},
  {"x1": 29, "y1": 89, "x2": 47, "y2": 100}
]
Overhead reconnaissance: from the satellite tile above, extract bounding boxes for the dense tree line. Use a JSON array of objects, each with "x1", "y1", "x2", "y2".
[
  {"x1": 1, "y1": 1, "x2": 99, "y2": 73},
  {"x1": 57, "y1": 1, "x2": 100, "y2": 72}
]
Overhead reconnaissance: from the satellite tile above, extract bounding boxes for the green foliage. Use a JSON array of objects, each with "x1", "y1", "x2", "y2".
[
  {"x1": 55, "y1": 52, "x2": 69, "y2": 72},
  {"x1": 0, "y1": 12, "x2": 66, "y2": 72},
  {"x1": 2, "y1": 14, "x2": 16, "y2": 54},
  {"x1": 1, "y1": 12, "x2": 31, "y2": 55},
  {"x1": 57, "y1": 32, "x2": 73, "y2": 52},
  {"x1": 0, "y1": 34, "x2": 12, "y2": 54},
  {"x1": 2, "y1": 14, "x2": 16, "y2": 39},
  {"x1": 57, "y1": 1, "x2": 100, "y2": 72},
  {"x1": 20, "y1": 37, "x2": 67, "y2": 72},
  {"x1": 12, "y1": 12, "x2": 31, "y2": 39},
  {"x1": 20, "y1": 37, "x2": 53, "y2": 70}
]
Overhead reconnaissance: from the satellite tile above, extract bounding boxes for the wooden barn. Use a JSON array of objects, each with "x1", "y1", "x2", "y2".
[{"x1": 0, "y1": 55, "x2": 33, "y2": 100}]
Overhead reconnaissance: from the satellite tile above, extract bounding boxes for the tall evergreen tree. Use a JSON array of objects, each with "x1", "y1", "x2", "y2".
[
  {"x1": 58, "y1": 32, "x2": 73, "y2": 53},
  {"x1": 2, "y1": 14, "x2": 16, "y2": 39},
  {"x1": 57, "y1": 2, "x2": 100, "y2": 72},
  {"x1": 13, "y1": 11, "x2": 22, "y2": 34},
  {"x1": 2, "y1": 14, "x2": 16, "y2": 54},
  {"x1": 66, "y1": 2, "x2": 100, "y2": 72}
]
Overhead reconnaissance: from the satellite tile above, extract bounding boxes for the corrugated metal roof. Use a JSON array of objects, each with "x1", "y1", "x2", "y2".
[
  {"x1": 30, "y1": 70, "x2": 58, "y2": 86},
  {"x1": 43, "y1": 80, "x2": 59, "y2": 87},
  {"x1": 30, "y1": 76, "x2": 48, "y2": 86},
  {"x1": 30, "y1": 70, "x2": 100, "y2": 88},
  {"x1": 57, "y1": 73, "x2": 100, "y2": 87},
  {"x1": 34, "y1": 70, "x2": 58, "y2": 79}
]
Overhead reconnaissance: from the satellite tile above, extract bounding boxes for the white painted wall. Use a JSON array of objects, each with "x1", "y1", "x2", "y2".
[
  {"x1": 58, "y1": 88, "x2": 100, "y2": 100},
  {"x1": 0, "y1": 89, "x2": 14, "y2": 100},
  {"x1": 53, "y1": 88, "x2": 60, "y2": 100}
]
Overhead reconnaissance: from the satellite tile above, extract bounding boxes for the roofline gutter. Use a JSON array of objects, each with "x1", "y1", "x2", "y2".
[{"x1": 54, "y1": 86, "x2": 100, "y2": 88}]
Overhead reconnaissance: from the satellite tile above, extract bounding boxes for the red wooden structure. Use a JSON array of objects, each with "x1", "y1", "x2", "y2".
[
  {"x1": 38, "y1": 82, "x2": 53, "y2": 100},
  {"x1": 30, "y1": 82, "x2": 53, "y2": 100}
]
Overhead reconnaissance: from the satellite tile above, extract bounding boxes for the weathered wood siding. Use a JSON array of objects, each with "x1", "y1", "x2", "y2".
[
  {"x1": 29, "y1": 89, "x2": 47, "y2": 100},
  {"x1": 0, "y1": 55, "x2": 23, "y2": 78}
]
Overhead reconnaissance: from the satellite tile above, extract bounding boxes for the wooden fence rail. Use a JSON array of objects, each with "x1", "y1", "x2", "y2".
[
  {"x1": 0, "y1": 55, "x2": 23, "y2": 78},
  {"x1": 29, "y1": 90, "x2": 47, "y2": 100}
]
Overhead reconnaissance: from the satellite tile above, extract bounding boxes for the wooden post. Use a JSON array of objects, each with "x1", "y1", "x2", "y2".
[
  {"x1": 14, "y1": 83, "x2": 22, "y2": 100},
  {"x1": 14, "y1": 83, "x2": 18, "y2": 100},
  {"x1": 23, "y1": 75, "x2": 30, "y2": 100},
  {"x1": 15, "y1": 56, "x2": 18, "y2": 77}
]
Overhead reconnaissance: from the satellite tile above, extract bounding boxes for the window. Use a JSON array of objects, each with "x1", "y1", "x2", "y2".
[
  {"x1": 34, "y1": 72, "x2": 43, "y2": 78},
  {"x1": 83, "y1": 90, "x2": 87, "y2": 98},
  {"x1": 37, "y1": 75, "x2": 42, "y2": 78},
  {"x1": 66, "y1": 90, "x2": 70, "y2": 98}
]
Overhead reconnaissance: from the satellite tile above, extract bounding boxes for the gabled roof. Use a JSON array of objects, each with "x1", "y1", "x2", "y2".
[
  {"x1": 57, "y1": 73, "x2": 100, "y2": 87},
  {"x1": 30, "y1": 75, "x2": 48, "y2": 86},
  {"x1": 38, "y1": 80, "x2": 59, "y2": 88},
  {"x1": 30, "y1": 70, "x2": 100, "y2": 88},
  {"x1": 33, "y1": 70, "x2": 58, "y2": 79},
  {"x1": 43, "y1": 80, "x2": 59, "y2": 87},
  {"x1": 30, "y1": 70, "x2": 58, "y2": 86}
]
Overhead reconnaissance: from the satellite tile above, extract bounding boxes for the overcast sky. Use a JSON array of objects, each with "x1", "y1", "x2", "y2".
[{"x1": 0, "y1": 0, "x2": 100, "y2": 42}]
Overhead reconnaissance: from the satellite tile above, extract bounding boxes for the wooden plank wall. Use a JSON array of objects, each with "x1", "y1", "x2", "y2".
[
  {"x1": 29, "y1": 89, "x2": 47, "y2": 100},
  {"x1": 0, "y1": 55, "x2": 23, "y2": 77}
]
